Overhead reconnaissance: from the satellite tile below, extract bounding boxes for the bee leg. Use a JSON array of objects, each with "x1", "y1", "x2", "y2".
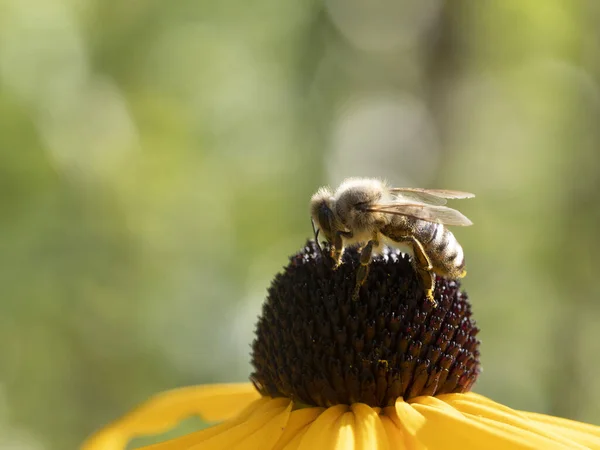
[
  {"x1": 416, "y1": 267, "x2": 436, "y2": 307},
  {"x1": 352, "y1": 237, "x2": 378, "y2": 300},
  {"x1": 402, "y1": 236, "x2": 437, "y2": 306},
  {"x1": 332, "y1": 230, "x2": 353, "y2": 268},
  {"x1": 310, "y1": 218, "x2": 323, "y2": 256}
]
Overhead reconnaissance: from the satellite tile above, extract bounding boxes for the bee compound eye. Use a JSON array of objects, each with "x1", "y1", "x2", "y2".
[{"x1": 317, "y1": 204, "x2": 334, "y2": 233}]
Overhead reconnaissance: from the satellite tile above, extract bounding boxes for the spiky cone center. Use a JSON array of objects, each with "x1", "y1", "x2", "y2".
[{"x1": 250, "y1": 241, "x2": 481, "y2": 408}]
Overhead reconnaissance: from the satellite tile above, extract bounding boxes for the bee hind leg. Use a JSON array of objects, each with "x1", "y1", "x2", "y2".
[
  {"x1": 416, "y1": 267, "x2": 436, "y2": 307},
  {"x1": 400, "y1": 236, "x2": 437, "y2": 307},
  {"x1": 352, "y1": 236, "x2": 378, "y2": 300}
]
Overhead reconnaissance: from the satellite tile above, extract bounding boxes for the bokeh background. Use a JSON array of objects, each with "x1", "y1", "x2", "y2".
[{"x1": 2, "y1": 1, "x2": 600, "y2": 448}]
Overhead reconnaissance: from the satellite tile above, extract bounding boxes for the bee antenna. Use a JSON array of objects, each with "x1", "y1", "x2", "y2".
[{"x1": 311, "y1": 218, "x2": 323, "y2": 256}]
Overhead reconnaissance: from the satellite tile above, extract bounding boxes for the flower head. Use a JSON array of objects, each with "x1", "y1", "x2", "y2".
[
  {"x1": 82, "y1": 242, "x2": 600, "y2": 450},
  {"x1": 251, "y1": 241, "x2": 480, "y2": 407}
]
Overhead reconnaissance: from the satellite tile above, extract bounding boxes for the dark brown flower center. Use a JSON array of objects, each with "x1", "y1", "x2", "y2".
[{"x1": 250, "y1": 241, "x2": 481, "y2": 408}]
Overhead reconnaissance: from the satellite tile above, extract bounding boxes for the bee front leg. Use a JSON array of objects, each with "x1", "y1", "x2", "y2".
[
  {"x1": 352, "y1": 236, "x2": 378, "y2": 300},
  {"x1": 332, "y1": 230, "x2": 353, "y2": 267}
]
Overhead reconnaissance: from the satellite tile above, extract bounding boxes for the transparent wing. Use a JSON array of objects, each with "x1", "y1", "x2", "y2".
[
  {"x1": 389, "y1": 188, "x2": 475, "y2": 206},
  {"x1": 365, "y1": 203, "x2": 473, "y2": 226}
]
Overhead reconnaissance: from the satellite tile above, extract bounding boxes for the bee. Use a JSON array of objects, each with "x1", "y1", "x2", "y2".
[{"x1": 310, "y1": 178, "x2": 474, "y2": 304}]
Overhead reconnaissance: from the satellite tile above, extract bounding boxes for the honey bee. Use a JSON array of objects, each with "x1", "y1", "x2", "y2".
[{"x1": 310, "y1": 178, "x2": 474, "y2": 304}]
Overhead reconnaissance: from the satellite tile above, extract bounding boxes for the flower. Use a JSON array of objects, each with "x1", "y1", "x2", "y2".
[{"x1": 82, "y1": 242, "x2": 600, "y2": 449}]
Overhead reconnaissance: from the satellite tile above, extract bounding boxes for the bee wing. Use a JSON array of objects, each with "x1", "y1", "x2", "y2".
[
  {"x1": 389, "y1": 188, "x2": 475, "y2": 206},
  {"x1": 366, "y1": 202, "x2": 473, "y2": 226}
]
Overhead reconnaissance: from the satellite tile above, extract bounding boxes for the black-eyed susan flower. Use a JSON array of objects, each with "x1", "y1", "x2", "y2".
[{"x1": 82, "y1": 242, "x2": 600, "y2": 450}]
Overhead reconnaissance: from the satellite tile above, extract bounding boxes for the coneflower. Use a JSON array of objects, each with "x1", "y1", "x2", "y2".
[{"x1": 82, "y1": 242, "x2": 600, "y2": 450}]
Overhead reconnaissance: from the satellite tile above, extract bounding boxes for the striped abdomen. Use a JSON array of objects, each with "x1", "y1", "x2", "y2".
[{"x1": 381, "y1": 216, "x2": 466, "y2": 278}]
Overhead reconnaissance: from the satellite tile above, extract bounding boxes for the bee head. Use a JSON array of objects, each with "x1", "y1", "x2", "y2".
[{"x1": 310, "y1": 187, "x2": 337, "y2": 244}]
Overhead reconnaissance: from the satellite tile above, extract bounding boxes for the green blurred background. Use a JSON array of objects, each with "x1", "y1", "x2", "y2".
[{"x1": 2, "y1": 0, "x2": 600, "y2": 448}]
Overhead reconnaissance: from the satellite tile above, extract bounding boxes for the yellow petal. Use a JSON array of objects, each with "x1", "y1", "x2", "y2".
[
  {"x1": 442, "y1": 392, "x2": 520, "y2": 416},
  {"x1": 194, "y1": 383, "x2": 262, "y2": 422},
  {"x1": 140, "y1": 397, "x2": 291, "y2": 450},
  {"x1": 442, "y1": 393, "x2": 600, "y2": 449},
  {"x1": 522, "y1": 411, "x2": 600, "y2": 448},
  {"x1": 204, "y1": 399, "x2": 292, "y2": 450},
  {"x1": 439, "y1": 394, "x2": 594, "y2": 448},
  {"x1": 334, "y1": 412, "x2": 357, "y2": 450},
  {"x1": 272, "y1": 408, "x2": 324, "y2": 450},
  {"x1": 83, "y1": 385, "x2": 600, "y2": 450},
  {"x1": 410, "y1": 395, "x2": 582, "y2": 450},
  {"x1": 141, "y1": 398, "x2": 271, "y2": 449},
  {"x1": 351, "y1": 404, "x2": 389, "y2": 450},
  {"x1": 296, "y1": 405, "x2": 349, "y2": 450},
  {"x1": 81, "y1": 430, "x2": 128, "y2": 450},
  {"x1": 82, "y1": 383, "x2": 260, "y2": 450},
  {"x1": 379, "y1": 416, "x2": 412, "y2": 450},
  {"x1": 278, "y1": 424, "x2": 312, "y2": 450},
  {"x1": 386, "y1": 400, "x2": 428, "y2": 450},
  {"x1": 519, "y1": 411, "x2": 600, "y2": 437},
  {"x1": 522, "y1": 411, "x2": 600, "y2": 435},
  {"x1": 83, "y1": 397, "x2": 268, "y2": 450}
]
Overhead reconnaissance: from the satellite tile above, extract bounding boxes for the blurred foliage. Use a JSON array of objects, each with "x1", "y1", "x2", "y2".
[{"x1": 1, "y1": 0, "x2": 600, "y2": 448}]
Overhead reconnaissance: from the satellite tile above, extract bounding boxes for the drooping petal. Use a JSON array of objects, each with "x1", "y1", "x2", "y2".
[
  {"x1": 351, "y1": 404, "x2": 389, "y2": 450},
  {"x1": 409, "y1": 395, "x2": 590, "y2": 450},
  {"x1": 522, "y1": 411, "x2": 600, "y2": 448},
  {"x1": 296, "y1": 405, "x2": 349, "y2": 450},
  {"x1": 83, "y1": 387, "x2": 600, "y2": 450},
  {"x1": 140, "y1": 398, "x2": 271, "y2": 449},
  {"x1": 379, "y1": 416, "x2": 414, "y2": 450},
  {"x1": 140, "y1": 397, "x2": 291, "y2": 450},
  {"x1": 386, "y1": 399, "x2": 428, "y2": 450},
  {"x1": 441, "y1": 393, "x2": 593, "y2": 447},
  {"x1": 443, "y1": 392, "x2": 600, "y2": 448},
  {"x1": 82, "y1": 384, "x2": 260, "y2": 450},
  {"x1": 272, "y1": 407, "x2": 324, "y2": 450},
  {"x1": 194, "y1": 384, "x2": 262, "y2": 422},
  {"x1": 333, "y1": 412, "x2": 356, "y2": 450},
  {"x1": 227, "y1": 402, "x2": 292, "y2": 450},
  {"x1": 278, "y1": 423, "x2": 313, "y2": 450}
]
